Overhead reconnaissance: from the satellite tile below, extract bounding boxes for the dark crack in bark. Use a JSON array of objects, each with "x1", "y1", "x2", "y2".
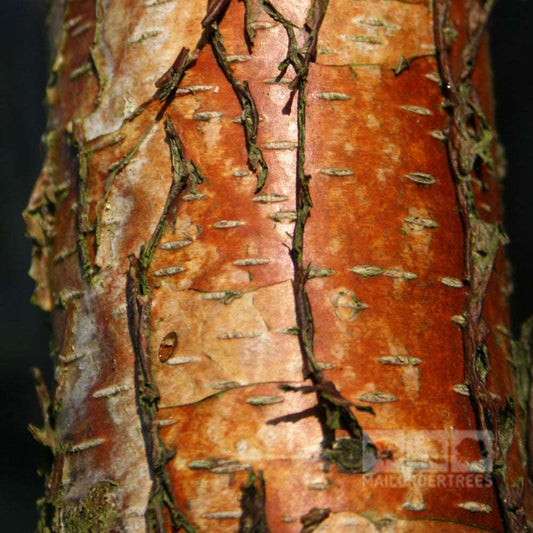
[
  {"x1": 238, "y1": 469, "x2": 270, "y2": 533},
  {"x1": 154, "y1": 1, "x2": 269, "y2": 192},
  {"x1": 71, "y1": 121, "x2": 95, "y2": 280},
  {"x1": 71, "y1": 122, "x2": 152, "y2": 279},
  {"x1": 126, "y1": 116, "x2": 201, "y2": 533},
  {"x1": 209, "y1": 23, "x2": 269, "y2": 193},
  {"x1": 266, "y1": 0, "x2": 377, "y2": 475}
]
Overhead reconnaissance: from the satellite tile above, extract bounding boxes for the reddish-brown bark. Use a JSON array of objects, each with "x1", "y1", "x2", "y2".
[{"x1": 26, "y1": 0, "x2": 531, "y2": 531}]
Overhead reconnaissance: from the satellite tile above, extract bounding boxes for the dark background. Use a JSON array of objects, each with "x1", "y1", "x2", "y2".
[{"x1": 0, "y1": 0, "x2": 531, "y2": 530}]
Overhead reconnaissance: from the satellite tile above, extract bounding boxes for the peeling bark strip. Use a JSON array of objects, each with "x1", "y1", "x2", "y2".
[
  {"x1": 127, "y1": 260, "x2": 194, "y2": 532},
  {"x1": 126, "y1": 117, "x2": 200, "y2": 532},
  {"x1": 434, "y1": 0, "x2": 528, "y2": 530},
  {"x1": 266, "y1": 0, "x2": 377, "y2": 474}
]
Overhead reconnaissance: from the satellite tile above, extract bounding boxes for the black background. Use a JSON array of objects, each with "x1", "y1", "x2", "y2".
[{"x1": 0, "y1": 1, "x2": 531, "y2": 530}]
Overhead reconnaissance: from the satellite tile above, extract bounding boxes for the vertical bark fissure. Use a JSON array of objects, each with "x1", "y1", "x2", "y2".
[
  {"x1": 434, "y1": 0, "x2": 528, "y2": 530},
  {"x1": 238, "y1": 469, "x2": 270, "y2": 533},
  {"x1": 126, "y1": 117, "x2": 200, "y2": 532},
  {"x1": 155, "y1": 1, "x2": 268, "y2": 192},
  {"x1": 72, "y1": 123, "x2": 94, "y2": 280},
  {"x1": 72, "y1": 123, "x2": 152, "y2": 280},
  {"x1": 129, "y1": 2, "x2": 276, "y2": 527},
  {"x1": 209, "y1": 24, "x2": 269, "y2": 193},
  {"x1": 266, "y1": 0, "x2": 377, "y2": 474},
  {"x1": 69, "y1": 0, "x2": 121, "y2": 282}
]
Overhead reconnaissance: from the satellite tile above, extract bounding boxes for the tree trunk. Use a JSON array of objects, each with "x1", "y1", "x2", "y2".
[{"x1": 25, "y1": 0, "x2": 532, "y2": 531}]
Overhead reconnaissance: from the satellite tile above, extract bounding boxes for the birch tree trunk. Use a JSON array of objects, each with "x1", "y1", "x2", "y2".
[{"x1": 25, "y1": 0, "x2": 532, "y2": 531}]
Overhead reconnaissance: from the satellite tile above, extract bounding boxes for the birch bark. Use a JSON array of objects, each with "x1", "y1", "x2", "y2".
[{"x1": 25, "y1": 0, "x2": 531, "y2": 531}]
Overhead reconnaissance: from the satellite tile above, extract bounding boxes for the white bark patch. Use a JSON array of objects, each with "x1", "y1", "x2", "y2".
[
  {"x1": 404, "y1": 216, "x2": 439, "y2": 229},
  {"x1": 307, "y1": 480, "x2": 331, "y2": 490},
  {"x1": 160, "y1": 240, "x2": 193, "y2": 250},
  {"x1": 263, "y1": 141, "x2": 298, "y2": 150},
  {"x1": 263, "y1": 77, "x2": 294, "y2": 84},
  {"x1": 269, "y1": 211, "x2": 297, "y2": 223},
  {"x1": 458, "y1": 502, "x2": 492, "y2": 513},
  {"x1": 201, "y1": 290, "x2": 242, "y2": 301},
  {"x1": 69, "y1": 438, "x2": 106, "y2": 453},
  {"x1": 402, "y1": 498, "x2": 426, "y2": 512},
  {"x1": 383, "y1": 269, "x2": 417, "y2": 280},
  {"x1": 350, "y1": 265, "x2": 384, "y2": 277},
  {"x1": 233, "y1": 168, "x2": 251, "y2": 177},
  {"x1": 467, "y1": 460, "x2": 491, "y2": 474},
  {"x1": 344, "y1": 35, "x2": 384, "y2": 45},
  {"x1": 210, "y1": 462, "x2": 251, "y2": 474},
  {"x1": 209, "y1": 381, "x2": 241, "y2": 390},
  {"x1": 402, "y1": 459, "x2": 430, "y2": 471},
  {"x1": 152, "y1": 265, "x2": 186, "y2": 276},
  {"x1": 57, "y1": 290, "x2": 101, "y2": 440},
  {"x1": 309, "y1": 267, "x2": 336, "y2": 278},
  {"x1": 154, "y1": 418, "x2": 177, "y2": 427},
  {"x1": 58, "y1": 352, "x2": 87, "y2": 364},
  {"x1": 226, "y1": 55, "x2": 252, "y2": 63},
  {"x1": 166, "y1": 356, "x2": 201, "y2": 365},
  {"x1": 232, "y1": 258, "x2": 270, "y2": 266},
  {"x1": 253, "y1": 193, "x2": 288, "y2": 203},
  {"x1": 212, "y1": 220, "x2": 245, "y2": 229},
  {"x1": 246, "y1": 395, "x2": 284, "y2": 406},
  {"x1": 318, "y1": 92, "x2": 351, "y2": 101},
  {"x1": 401, "y1": 105, "x2": 432, "y2": 116},
  {"x1": 440, "y1": 277, "x2": 464, "y2": 288},
  {"x1": 176, "y1": 85, "x2": 213, "y2": 95},
  {"x1": 358, "y1": 392, "x2": 398, "y2": 403},
  {"x1": 453, "y1": 383, "x2": 470, "y2": 396},
  {"x1": 319, "y1": 167, "x2": 355, "y2": 176},
  {"x1": 402, "y1": 366, "x2": 421, "y2": 399},
  {"x1": 92, "y1": 384, "x2": 132, "y2": 398},
  {"x1": 405, "y1": 172, "x2": 436, "y2": 185},
  {"x1": 425, "y1": 71, "x2": 442, "y2": 84},
  {"x1": 379, "y1": 355, "x2": 422, "y2": 366},
  {"x1": 316, "y1": 361, "x2": 336, "y2": 370},
  {"x1": 430, "y1": 129, "x2": 447, "y2": 141},
  {"x1": 193, "y1": 111, "x2": 223, "y2": 122},
  {"x1": 216, "y1": 332, "x2": 261, "y2": 339}
]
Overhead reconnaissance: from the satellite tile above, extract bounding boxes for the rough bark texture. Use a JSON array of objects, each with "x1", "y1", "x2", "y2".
[{"x1": 25, "y1": 0, "x2": 532, "y2": 531}]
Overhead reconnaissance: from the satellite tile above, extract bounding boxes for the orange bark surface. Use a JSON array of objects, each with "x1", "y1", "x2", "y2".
[{"x1": 25, "y1": 0, "x2": 530, "y2": 531}]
